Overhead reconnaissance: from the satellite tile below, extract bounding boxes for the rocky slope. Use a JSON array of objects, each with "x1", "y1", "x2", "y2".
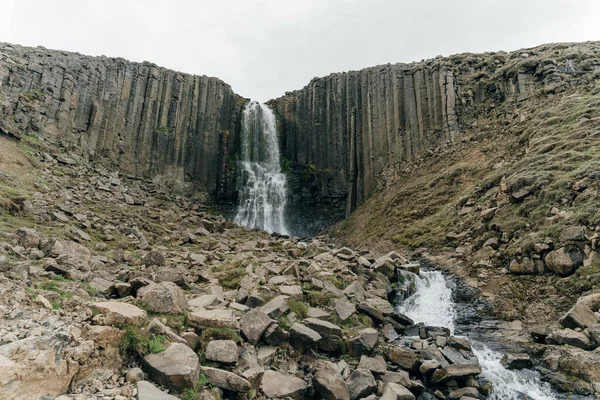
[
  {"x1": 0, "y1": 42, "x2": 244, "y2": 201},
  {"x1": 0, "y1": 136, "x2": 493, "y2": 399}
]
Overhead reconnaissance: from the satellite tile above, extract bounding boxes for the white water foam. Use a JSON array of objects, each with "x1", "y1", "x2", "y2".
[
  {"x1": 234, "y1": 101, "x2": 289, "y2": 235},
  {"x1": 396, "y1": 269, "x2": 558, "y2": 400}
]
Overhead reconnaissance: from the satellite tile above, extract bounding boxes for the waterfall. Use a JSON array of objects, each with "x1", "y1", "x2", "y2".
[
  {"x1": 397, "y1": 270, "x2": 560, "y2": 400},
  {"x1": 234, "y1": 101, "x2": 289, "y2": 235}
]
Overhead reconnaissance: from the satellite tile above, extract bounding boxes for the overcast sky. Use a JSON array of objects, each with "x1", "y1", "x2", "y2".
[{"x1": 2, "y1": 0, "x2": 599, "y2": 101}]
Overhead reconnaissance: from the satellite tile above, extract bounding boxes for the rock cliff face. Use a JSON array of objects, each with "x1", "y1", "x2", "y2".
[
  {"x1": 270, "y1": 42, "x2": 598, "y2": 233},
  {"x1": 0, "y1": 42, "x2": 244, "y2": 200}
]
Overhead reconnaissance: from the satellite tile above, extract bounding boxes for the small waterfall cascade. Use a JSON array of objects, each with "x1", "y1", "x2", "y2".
[
  {"x1": 234, "y1": 101, "x2": 289, "y2": 235},
  {"x1": 397, "y1": 270, "x2": 560, "y2": 400}
]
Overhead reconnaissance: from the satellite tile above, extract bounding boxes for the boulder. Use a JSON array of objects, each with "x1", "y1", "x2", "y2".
[
  {"x1": 448, "y1": 387, "x2": 480, "y2": 399},
  {"x1": 303, "y1": 317, "x2": 343, "y2": 352},
  {"x1": 240, "y1": 309, "x2": 272, "y2": 344},
  {"x1": 137, "y1": 282, "x2": 187, "y2": 314},
  {"x1": 559, "y1": 303, "x2": 599, "y2": 330},
  {"x1": 388, "y1": 347, "x2": 421, "y2": 371},
  {"x1": 430, "y1": 364, "x2": 482, "y2": 385},
  {"x1": 136, "y1": 380, "x2": 179, "y2": 400},
  {"x1": 205, "y1": 340, "x2": 238, "y2": 365},
  {"x1": 334, "y1": 299, "x2": 356, "y2": 322},
  {"x1": 142, "y1": 250, "x2": 166, "y2": 266},
  {"x1": 358, "y1": 355, "x2": 387, "y2": 374},
  {"x1": 142, "y1": 343, "x2": 200, "y2": 391},
  {"x1": 188, "y1": 309, "x2": 238, "y2": 329},
  {"x1": 380, "y1": 382, "x2": 415, "y2": 400},
  {"x1": 545, "y1": 247, "x2": 583, "y2": 276},
  {"x1": 261, "y1": 370, "x2": 307, "y2": 399},
  {"x1": 289, "y1": 323, "x2": 322, "y2": 353},
  {"x1": 313, "y1": 360, "x2": 350, "y2": 400},
  {"x1": 419, "y1": 360, "x2": 441, "y2": 375},
  {"x1": 546, "y1": 328, "x2": 595, "y2": 350},
  {"x1": 500, "y1": 353, "x2": 533, "y2": 370},
  {"x1": 89, "y1": 302, "x2": 147, "y2": 326},
  {"x1": 346, "y1": 368, "x2": 376, "y2": 400},
  {"x1": 560, "y1": 226, "x2": 586, "y2": 243},
  {"x1": 348, "y1": 328, "x2": 379, "y2": 356},
  {"x1": 200, "y1": 366, "x2": 251, "y2": 393},
  {"x1": 125, "y1": 367, "x2": 144, "y2": 383},
  {"x1": 16, "y1": 227, "x2": 40, "y2": 249},
  {"x1": 260, "y1": 295, "x2": 290, "y2": 319}
]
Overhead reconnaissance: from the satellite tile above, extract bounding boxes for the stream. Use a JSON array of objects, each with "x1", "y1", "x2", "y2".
[{"x1": 396, "y1": 270, "x2": 586, "y2": 400}]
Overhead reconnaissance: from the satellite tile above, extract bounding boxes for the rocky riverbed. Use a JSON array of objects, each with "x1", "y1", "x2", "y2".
[{"x1": 1, "y1": 137, "x2": 600, "y2": 399}]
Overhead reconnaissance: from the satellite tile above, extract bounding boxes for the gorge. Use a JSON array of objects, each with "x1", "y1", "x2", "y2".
[{"x1": 1, "y1": 40, "x2": 600, "y2": 400}]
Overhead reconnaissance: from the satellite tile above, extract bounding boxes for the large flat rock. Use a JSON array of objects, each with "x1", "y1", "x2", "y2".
[{"x1": 142, "y1": 343, "x2": 200, "y2": 391}]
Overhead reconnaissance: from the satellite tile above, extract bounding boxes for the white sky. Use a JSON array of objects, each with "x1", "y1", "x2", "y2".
[{"x1": 2, "y1": 0, "x2": 599, "y2": 101}]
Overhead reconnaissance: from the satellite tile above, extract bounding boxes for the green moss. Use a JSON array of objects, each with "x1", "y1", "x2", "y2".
[
  {"x1": 307, "y1": 290, "x2": 333, "y2": 307},
  {"x1": 288, "y1": 299, "x2": 308, "y2": 319},
  {"x1": 218, "y1": 266, "x2": 247, "y2": 289}
]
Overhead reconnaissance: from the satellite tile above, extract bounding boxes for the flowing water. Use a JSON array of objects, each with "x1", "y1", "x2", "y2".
[
  {"x1": 396, "y1": 270, "x2": 562, "y2": 400},
  {"x1": 234, "y1": 101, "x2": 289, "y2": 235}
]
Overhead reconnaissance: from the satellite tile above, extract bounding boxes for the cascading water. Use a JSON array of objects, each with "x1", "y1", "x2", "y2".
[
  {"x1": 397, "y1": 270, "x2": 560, "y2": 400},
  {"x1": 234, "y1": 101, "x2": 289, "y2": 235}
]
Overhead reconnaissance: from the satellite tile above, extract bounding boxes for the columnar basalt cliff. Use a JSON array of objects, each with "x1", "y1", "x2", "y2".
[
  {"x1": 269, "y1": 42, "x2": 599, "y2": 234},
  {"x1": 0, "y1": 42, "x2": 244, "y2": 199},
  {"x1": 269, "y1": 62, "x2": 459, "y2": 233}
]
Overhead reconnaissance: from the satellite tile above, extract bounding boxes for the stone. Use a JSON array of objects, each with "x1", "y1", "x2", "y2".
[
  {"x1": 545, "y1": 247, "x2": 583, "y2": 276},
  {"x1": 36, "y1": 294, "x2": 53, "y2": 309},
  {"x1": 346, "y1": 368, "x2": 377, "y2": 400},
  {"x1": 205, "y1": 340, "x2": 238, "y2": 365},
  {"x1": 334, "y1": 299, "x2": 356, "y2": 322},
  {"x1": 181, "y1": 332, "x2": 200, "y2": 350},
  {"x1": 263, "y1": 323, "x2": 290, "y2": 346},
  {"x1": 357, "y1": 302, "x2": 385, "y2": 323},
  {"x1": 136, "y1": 380, "x2": 179, "y2": 400},
  {"x1": 348, "y1": 328, "x2": 379, "y2": 356},
  {"x1": 200, "y1": 366, "x2": 251, "y2": 393},
  {"x1": 448, "y1": 387, "x2": 480, "y2": 399},
  {"x1": 559, "y1": 303, "x2": 600, "y2": 330},
  {"x1": 16, "y1": 227, "x2": 40, "y2": 248},
  {"x1": 89, "y1": 302, "x2": 147, "y2": 326},
  {"x1": 259, "y1": 295, "x2": 290, "y2": 319},
  {"x1": 142, "y1": 343, "x2": 200, "y2": 391},
  {"x1": 380, "y1": 382, "x2": 415, "y2": 400},
  {"x1": 125, "y1": 367, "x2": 144, "y2": 383},
  {"x1": 419, "y1": 359, "x2": 441, "y2": 375},
  {"x1": 189, "y1": 294, "x2": 219, "y2": 308},
  {"x1": 261, "y1": 370, "x2": 307, "y2": 399},
  {"x1": 560, "y1": 226, "x2": 586, "y2": 243},
  {"x1": 279, "y1": 285, "x2": 303, "y2": 299},
  {"x1": 430, "y1": 364, "x2": 482, "y2": 385},
  {"x1": 137, "y1": 282, "x2": 188, "y2": 314},
  {"x1": 303, "y1": 317, "x2": 343, "y2": 351},
  {"x1": 188, "y1": 309, "x2": 238, "y2": 329},
  {"x1": 372, "y1": 258, "x2": 396, "y2": 279},
  {"x1": 382, "y1": 324, "x2": 400, "y2": 342},
  {"x1": 446, "y1": 336, "x2": 472, "y2": 351},
  {"x1": 358, "y1": 355, "x2": 387, "y2": 374},
  {"x1": 240, "y1": 309, "x2": 272, "y2": 344},
  {"x1": 308, "y1": 307, "x2": 331, "y2": 319},
  {"x1": 313, "y1": 360, "x2": 350, "y2": 400},
  {"x1": 289, "y1": 323, "x2": 322, "y2": 353},
  {"x1": 500, "y1": 353, "x2": 533, "y2": 370},
  {"x1": 388, "y1": 347, "x2": 421, "y2": 371},
  {"x1": 155, "y1": 268, "x2": 188, "y2": 288},
  {"x1": 142, "y1": 251, "x2": 166, "y2": 266},
  {"x1": 546, "y1": 328, "x2": 594, "y2": 350}
]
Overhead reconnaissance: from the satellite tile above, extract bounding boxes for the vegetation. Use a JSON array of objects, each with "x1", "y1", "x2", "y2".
[{"x1": 119, "y1": 325, "x2": 167, "y2": 359}]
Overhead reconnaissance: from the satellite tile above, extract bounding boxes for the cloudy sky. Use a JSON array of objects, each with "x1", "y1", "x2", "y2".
[{"x1": 2, "y1": 0, "x2": 599, "y2": 101}]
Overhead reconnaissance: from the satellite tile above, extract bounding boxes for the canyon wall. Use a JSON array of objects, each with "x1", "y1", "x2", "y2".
[
  {"x1": 270, "y1": 42, "x2": 598, "y2": 233},
  {"x1": 0, "y1": 42, "x2": 245, "y2": 200},
  {"x1": 1, "y1": 41, "x2": 597, "y2": 235}
]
